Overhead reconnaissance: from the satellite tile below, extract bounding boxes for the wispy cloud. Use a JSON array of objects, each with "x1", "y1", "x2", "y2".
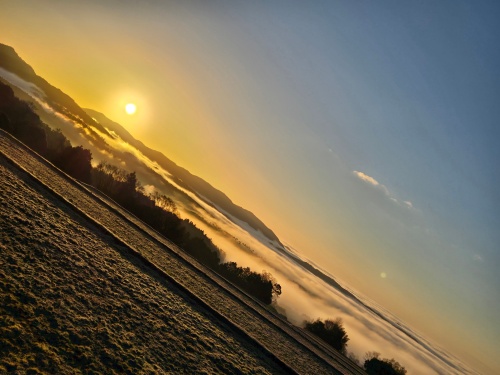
[
  {"x1": 404, "y1": 201, "x2": 414, "y2": 209},
  {"x1": 353, "y1": 170, "x2": 390, "y2": 197},
  {"x1": 354, "y1": 171, "x2": 380, "y2": 186},
  {"x1": 353, "y1": 170, "x2": 414, "y2": 210}
]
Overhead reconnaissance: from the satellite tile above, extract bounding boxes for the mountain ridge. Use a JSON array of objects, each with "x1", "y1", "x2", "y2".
[
  {"x1": 0, "y1": 43, "x2": 110, "y2": 137},
  {"x1": 0, "y1": 42, "x2": 282, "y2": 246},
  {"x1": 86, "y1": 108, "x2": 283, "y2": 244}
]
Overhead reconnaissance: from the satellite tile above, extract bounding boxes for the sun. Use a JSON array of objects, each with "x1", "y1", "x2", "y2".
[{"x1": 125, "y1": 103, "x2": 137, "y2": 115}]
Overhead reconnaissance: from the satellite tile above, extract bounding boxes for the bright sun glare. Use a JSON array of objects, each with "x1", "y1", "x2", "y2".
[{"x1": 125, "y1": 103, "x2": 137, "y2": 115}]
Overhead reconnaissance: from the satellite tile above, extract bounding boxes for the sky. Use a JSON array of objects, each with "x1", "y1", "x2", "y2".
[{"x1": 2, "y1": 1, "x2": 499, "y2": 373}]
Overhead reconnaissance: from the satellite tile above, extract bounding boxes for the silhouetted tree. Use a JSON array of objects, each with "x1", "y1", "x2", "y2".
[
  {"x1": 304, "y1": 318, "x2": 349, "y2": 354},
  {"x1": 0, "y1": 112, "x2": 13, "y2": 133},
  {"x1": 53, "y1": 146, "x2": 92, "y2": 183},
  {"x1": 364, "y1": 352, "x2": 406, "y2": 375},
  {"x1": 0, "y1": 82, "x2": 47, "y2": 155},
  {"x1": 45, "y1": 127, "x2": 71, "y2": 160},
  {"x1": 151, "y1": 191, "x2": 177, "y2": 214},
  {"x1": 217, "y1": 262, "x2": 281, "y2": 305},
  {"x1": 262, "y1": 271, "x2": 282, "y2": 302}
]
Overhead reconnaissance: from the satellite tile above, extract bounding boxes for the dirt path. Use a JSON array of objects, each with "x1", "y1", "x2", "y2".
[{"x1": 0, "y1": 131, "x2": 364, "y2": 374}]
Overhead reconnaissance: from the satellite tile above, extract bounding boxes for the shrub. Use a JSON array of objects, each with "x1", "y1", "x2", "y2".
[
  {"x1": 364, "y1": 352, "x2": 407, "y2": 375},
  {"x1": 304, "y1": 318, "x2": 349, "y2": 354}
]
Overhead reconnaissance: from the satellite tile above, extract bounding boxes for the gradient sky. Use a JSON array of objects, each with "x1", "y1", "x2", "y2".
[{"x1": 2, "y1": 1, "x2": 499, "y2": 373}]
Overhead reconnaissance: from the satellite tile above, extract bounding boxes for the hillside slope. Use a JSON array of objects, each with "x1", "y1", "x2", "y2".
[
  {"x1": 0, "y1": 131, "x2": 364, "y2": 374},
  {"x1": 0, "y1": 154, "x2": 287, "y2": 374}
]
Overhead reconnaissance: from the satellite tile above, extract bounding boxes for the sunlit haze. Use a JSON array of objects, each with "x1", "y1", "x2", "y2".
[{"x1": 2, "y1": 1, "x2": 499, "y2": 373}]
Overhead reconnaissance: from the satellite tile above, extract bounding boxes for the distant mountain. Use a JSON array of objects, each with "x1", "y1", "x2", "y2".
[
  {"x1": 86, "y1": 109, "x2": 282, "y2": 244},
  {"x1": 0, "y1": 43, "x2": 110, "y2": 138},
  {"x1": 0, "y1": 42, "x2": 282, "y2": 245}
]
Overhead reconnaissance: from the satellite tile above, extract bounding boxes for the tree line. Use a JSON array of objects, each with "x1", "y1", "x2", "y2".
[
  {"x1": 303, "y1": 317, "x2": 407, "y2": 374},
  {"x1": 0, "y1": 81, "x2": 281, "y2": 306}
]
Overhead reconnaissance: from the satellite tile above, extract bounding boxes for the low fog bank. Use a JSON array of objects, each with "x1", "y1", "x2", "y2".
[{"x1": 183, "y1": 205, "x2": 476, "y2": 375}]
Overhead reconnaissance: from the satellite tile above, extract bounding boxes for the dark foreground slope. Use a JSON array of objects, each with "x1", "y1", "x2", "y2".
[
  {"x1": 0, "y1": 156, "x2": 286, "y2": 374},
  {"x1": 0, "y1": 131, "x2": 364, "y2": 374}
]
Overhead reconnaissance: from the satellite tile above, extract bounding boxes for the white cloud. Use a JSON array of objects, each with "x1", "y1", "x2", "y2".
[
  {"x1": 353, "y1": 170, "x2": 391, "y2": 198},
  {"x1": 353, "y1": 170, "x2": 415, "y2": 210},
  {"x1": 404, "y1": 201, "x2": 414, "y2": 209},
  {"x1": 353, "y1": 170, "x2": 380, "y2": 187}
]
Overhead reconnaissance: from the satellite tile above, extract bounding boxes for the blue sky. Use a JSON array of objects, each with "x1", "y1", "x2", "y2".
[{"x1": 2, "y1": 1, "x2": 499, "y2": 372}]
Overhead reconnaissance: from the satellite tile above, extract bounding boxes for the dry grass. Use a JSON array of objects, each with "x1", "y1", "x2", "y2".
[{"x1": 0, "y1": 160, "x2": 287, "y2": 374}]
